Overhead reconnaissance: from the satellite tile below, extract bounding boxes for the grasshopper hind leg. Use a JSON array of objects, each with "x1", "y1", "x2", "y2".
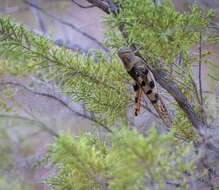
[{"x1": 132, "y1": 80, "x2": 142, "y2": 116}]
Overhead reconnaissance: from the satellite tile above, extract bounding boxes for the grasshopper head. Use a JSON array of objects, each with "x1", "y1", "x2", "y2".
[
  {"x1": 117, "y1": 47, "x2": 135, "y2": 70},
  {"x1": 117, "y1": 46, "x2": 133, "y2": 58}
]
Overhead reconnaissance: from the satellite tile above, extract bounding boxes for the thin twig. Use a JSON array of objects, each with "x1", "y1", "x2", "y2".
[
  {"x1": 190, "y1": 75, "x2": 208, "y2": 126},
  {"x1": 174, "y1": 78, "x2": 195, "y2": 92},
  {"x1": 190, "y1": 75, "x2": 201, "y2": 104},
  {"x1": 199, "y1": 32, "x2": 203, "y2": 108},
  {"x1": 198, "y1": 32, "x2": 208, "y2": 125},
  {"x1": 142, "y1": 97, "x2": 160, "y2": 119},
  {"x1": 0, "y1": 114, "x2": 59, "y2": 137},
  {"x1": 71, "y1": 0, "x2": 95, "y2": 8},
  {"x1": 0, "y1": 81, "x2": 112, "y2": 133},
  {"x1": 23, "y1": 24, "x2": 89, "y2": 53},
  {"x1": 0, "y1": 81, "x2": 77, "y2": 114},
  {"x1": 26, "y1": 0, "x2": 46, "y2": 32},
  {"x1": 208, "y1": 74, "x2": 219, "y2": 82},
  {"x1": 23, "y1": 0, "x2": 109, "y2": 52}
]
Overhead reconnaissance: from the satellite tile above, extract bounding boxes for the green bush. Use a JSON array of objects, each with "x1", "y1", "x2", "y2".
[{"x1": 46, "y1": 127, "x2": 195, "y2": 190}]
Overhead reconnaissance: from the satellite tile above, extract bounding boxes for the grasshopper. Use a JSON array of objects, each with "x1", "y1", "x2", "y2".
[{"x1": 118, "y1": 47, "x2": 172, "y2": 127}]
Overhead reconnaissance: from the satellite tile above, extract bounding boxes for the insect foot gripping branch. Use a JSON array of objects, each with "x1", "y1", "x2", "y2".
[{"x1": 117, "y1": 46, "x2": 172, "y2": 128}]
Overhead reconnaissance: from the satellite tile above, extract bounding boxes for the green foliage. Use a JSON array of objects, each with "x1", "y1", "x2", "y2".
[
  {"x1": 107, "y1": 127, "x2": 195, "y2": 190},
  {"x1": 46, "y1": 133, "x2": 108, "y2": 190},
  {"x1": 106, "y1": 0, "x2": 213, "y2": 64},
  {"x1": 46, "y1": 127, "x2": 196, "y2": 190},
  {"x1": 172, "y1": 104, "x2": 196, "y2": 140},
  {"x1": 0, "y1": 17, "x2": 131, "y2": 125}
]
